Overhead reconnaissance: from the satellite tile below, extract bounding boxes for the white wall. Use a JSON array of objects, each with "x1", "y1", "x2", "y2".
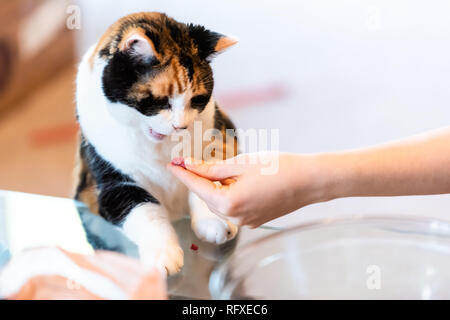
[{"x1": 75, "y1": 0, "x2": 450, "y2": 227}]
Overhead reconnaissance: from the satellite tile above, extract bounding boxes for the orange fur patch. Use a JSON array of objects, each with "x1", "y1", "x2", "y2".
[
  {"x1": 215, "y1": 37, "x2": 238, "y2": 53},
  {"x1": 88, "y1": 12, "x2": 165, "y2": 70}
]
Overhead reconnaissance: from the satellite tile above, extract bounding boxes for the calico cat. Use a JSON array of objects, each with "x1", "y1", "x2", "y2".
[{"x1": 74, "y1": 12, "x2": 239, "y2": 275}]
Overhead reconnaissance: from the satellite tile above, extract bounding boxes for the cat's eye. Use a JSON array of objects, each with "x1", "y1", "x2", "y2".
[
  {"x1": 154, "y1": 97, "x2": 170, "y2": 109},
  {"x1": 191, "y1": 95, "x2": 210, "y2": 110}
]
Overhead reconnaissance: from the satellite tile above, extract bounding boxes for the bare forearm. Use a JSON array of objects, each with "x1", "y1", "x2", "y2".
[
  {"x1": 170, "y1": 127, "x2": 450, "y2": 228},
  {"x1": 319, "y1": 127, "x2": 450, "y2": 201}
]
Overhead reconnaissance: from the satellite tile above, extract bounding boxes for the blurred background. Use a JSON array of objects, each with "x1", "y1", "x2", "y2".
[{"x1": 0, "y1": 0, "x2": 449, "y2": 228}]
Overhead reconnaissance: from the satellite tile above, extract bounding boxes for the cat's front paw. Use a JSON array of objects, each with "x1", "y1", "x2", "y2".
[
  {"x1": 139, "y1": 242, "x2": 184, "y2": 276},
  {"x1": 192, "y1": 217, "x2": 238, "y2": 245}
]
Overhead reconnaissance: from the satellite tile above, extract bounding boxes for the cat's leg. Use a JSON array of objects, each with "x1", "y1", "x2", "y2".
[
  {"x1": 98, "y1": 184, "x2": 183, "y2": 275},
  {"x1": 189, "y1": 191, "x2": 238, "y2": 245},
  {"x1": 122, "y1": 203, "x2": 183, "y2": 275}
]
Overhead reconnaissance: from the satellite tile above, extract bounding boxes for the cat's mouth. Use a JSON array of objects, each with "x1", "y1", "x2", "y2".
[{"x1": 149, "y1": 128, "x2": 167, "y2": 141}]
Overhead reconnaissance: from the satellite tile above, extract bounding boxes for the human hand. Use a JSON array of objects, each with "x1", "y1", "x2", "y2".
[
  {"x1": 168, "y1": 128, "x2": 450, "y2": 228},
  {"x1": 168, "y1": 153, "x2": 330, "y2": 228}
]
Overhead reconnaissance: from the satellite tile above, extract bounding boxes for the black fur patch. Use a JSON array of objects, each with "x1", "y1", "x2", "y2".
[
  {"x1": 166, "y1": 18, "x2": 186, "y2": 46},
  {"x1": 80, "y1": 139, "x2": 159, "y2": 224},
  {"x1": 191, "y1": 61, "x2": 214, "y2": 113},
  {"x1": 144, "y1": 29, "x2": 161, "y2": 52},
  {"x1": 214, "y1": 102, "x2": 236, "y2": 131},
  {"x1": 137, "y1": 95, "x2": 170, "y2": 116},
  {"x1": 74, "y1": 167, "x2": 88, "y2": 200},
  {"x1": 98, "y1": 183, "x2": 157, "y2": 225},
  {"x1": 187, "y1": 24, "x2": 222, "y2": 60},
  {"x1": 179, "y1": 53, "x2": 194, "y2": 81},
  {"x1": 102, "y1": 51, "x2": 171, "y2": 116},
  {"x1": 102, "y1": 51, "x2": 143, "y2": 103},
  {"x1": 191, "y1": 94, "x2": 211, "y2": 112}
]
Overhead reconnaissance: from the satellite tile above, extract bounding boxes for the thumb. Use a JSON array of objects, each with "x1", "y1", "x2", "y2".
[{"x1": 183, "y1": 157, "x2": 246, "y2": 181}]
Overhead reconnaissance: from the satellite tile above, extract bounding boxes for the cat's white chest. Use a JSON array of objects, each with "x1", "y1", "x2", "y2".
[{"x1": 125, "y1": 143, "x2": 190, "y2": 220}]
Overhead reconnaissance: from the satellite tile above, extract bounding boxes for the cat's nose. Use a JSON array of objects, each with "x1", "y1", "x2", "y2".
[{"x1": 173, "y1": 125, "x2": 188, "y2": 131}]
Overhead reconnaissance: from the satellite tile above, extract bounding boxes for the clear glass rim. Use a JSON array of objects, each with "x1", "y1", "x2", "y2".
[{"x1": 209, "y1": 214, "x2": 450, "y2": 299}]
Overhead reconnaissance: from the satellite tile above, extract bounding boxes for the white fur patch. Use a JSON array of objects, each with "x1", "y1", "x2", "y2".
[
  {"x1": 123, "y1": 34, "x2": 154, "y2": 59},
  {"x1": 189, "y1": 192, "x2": 238, "y2": 244},
  {"x1": 122, "y1": 203, "x2": 183, "y2": 275}
]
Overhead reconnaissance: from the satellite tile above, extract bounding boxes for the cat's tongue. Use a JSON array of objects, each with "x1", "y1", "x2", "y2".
[{"x1": 149, "y1": 128, "x2": 166, "y2": 140}]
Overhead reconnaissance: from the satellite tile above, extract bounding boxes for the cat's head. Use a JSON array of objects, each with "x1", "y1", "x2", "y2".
[{"x1": 90, "y1": 12, "x2": 237, "y2": 142}]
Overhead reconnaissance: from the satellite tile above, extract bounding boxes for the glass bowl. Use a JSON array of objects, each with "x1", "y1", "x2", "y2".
[{"x1": 209, "y1": 216, "x2": 450, "y2": 299}]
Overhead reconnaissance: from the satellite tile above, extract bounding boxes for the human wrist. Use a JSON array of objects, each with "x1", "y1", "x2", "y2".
[
  {"x1": 306, "y1": 152, "x2": 357, "y2": 203},
  {"x1": 285, "y1": 153, "x2": 339, "y2": 206}
]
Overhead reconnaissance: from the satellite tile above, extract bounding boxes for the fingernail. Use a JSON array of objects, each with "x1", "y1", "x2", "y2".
[{"x1": 171, "y1": 157, "x2": 186, "y2": 169}]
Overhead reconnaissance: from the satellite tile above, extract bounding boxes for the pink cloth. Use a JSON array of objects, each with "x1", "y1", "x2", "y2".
[{"x1": 0, "y1": 247, "x2": 167, "y2": 300}]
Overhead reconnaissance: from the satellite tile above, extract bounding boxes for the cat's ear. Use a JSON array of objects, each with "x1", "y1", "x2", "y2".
[
  {"x1": 214, "y1": 36, "x2": 238, "y2": 53},
  {"x1": 119, "y1": 29, "x2": 155, "y2": 60},
  {"x1": 188, "y1": 24, "x2": 238, "y2": 61}
]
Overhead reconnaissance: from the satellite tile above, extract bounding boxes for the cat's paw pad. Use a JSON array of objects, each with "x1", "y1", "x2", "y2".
[
  {"x1": 139, "y1": 242, "x2": 184, "y2": 276},
  {"x1": 192, "y1": 218, "x2": 238, "y2": 245}
]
